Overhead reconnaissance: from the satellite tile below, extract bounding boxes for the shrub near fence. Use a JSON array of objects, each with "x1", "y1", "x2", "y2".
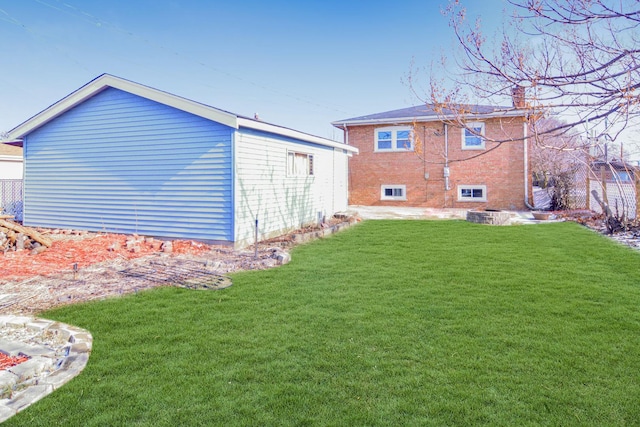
[
  {"x1": 0, "y1": 179, "x2": 23, "y2": 221},
  {"x1": 534, "y1": 164, "x2": 639, "y2": 221},
  {"x1": 589, "y1": 180, "x2": 637, "y2": 219}
]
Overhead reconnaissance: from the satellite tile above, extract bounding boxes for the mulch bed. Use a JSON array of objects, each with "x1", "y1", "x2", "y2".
[
  {"x1": 0, "y1": 353, "x2": 29, "y2": 370},
  {"x1": 0, "y1": 232, "x2": 213, "y2": 280}
]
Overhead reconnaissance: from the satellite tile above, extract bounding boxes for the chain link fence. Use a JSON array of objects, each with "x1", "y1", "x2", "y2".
[{"x1": 0, "y1": 179, "x2": 23, "y2": 221}]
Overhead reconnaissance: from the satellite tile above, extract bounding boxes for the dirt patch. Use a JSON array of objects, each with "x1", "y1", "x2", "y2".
[
  {"x1": 0, "y1": 218, "x2": 356, "y2": 315},
  {"x1": 0, "y1": 231, "x2": 212, "y2": 280}
]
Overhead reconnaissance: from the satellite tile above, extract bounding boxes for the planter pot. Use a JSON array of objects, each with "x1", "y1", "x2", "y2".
[{"x1": 532, "y1": 211, "x2": 552, "y2": 221}]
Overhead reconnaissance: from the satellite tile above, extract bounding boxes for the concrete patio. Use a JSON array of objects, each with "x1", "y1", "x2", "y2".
[{"x1": 347, "y1": 205, "x2": 543, "y2": 224}]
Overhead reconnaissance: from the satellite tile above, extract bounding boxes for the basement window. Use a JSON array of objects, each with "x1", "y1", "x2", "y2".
[
  {"x1": 287, "y1": 151, "x2": 314, "y2": 176},
  {"x1": 381, "y1": 185, "x2": 407, "y2": 201},
  {"x1": 458, "y1": 185, "x2": 487, "y2": 202}
]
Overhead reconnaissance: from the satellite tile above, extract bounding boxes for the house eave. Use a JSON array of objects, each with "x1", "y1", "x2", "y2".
[
  {"x1": 331, "y1": 109, "x2": 528, "y2": 128},
  {"x1": 238, "y1": 118, "x2": 358, "y2": 153}
]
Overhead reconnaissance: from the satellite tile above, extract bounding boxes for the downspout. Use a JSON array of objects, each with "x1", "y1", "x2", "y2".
[
  {"x1": 343, "y1": 124, "x2": 352, "y2": 207},
  {"x1": 523, "y1": 117, "x2": 536, "y2": 210},
  {"x1": 444, "y1": 123, "x2": 450, "y2": 191},
  {"x1": 422, "y1": 125, "x2": 427, "y2": 201}
]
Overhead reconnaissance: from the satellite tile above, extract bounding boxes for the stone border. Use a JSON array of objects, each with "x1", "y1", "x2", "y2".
[
  {"x1": 290, "y1": 220, "x2": 354, "y2": 244},
  {"x1": 0, "y1": 315, "x2": 92, "y2": 423},
  {"x1": 466, "y1": 210, "x2": 512, "y2": 225}
]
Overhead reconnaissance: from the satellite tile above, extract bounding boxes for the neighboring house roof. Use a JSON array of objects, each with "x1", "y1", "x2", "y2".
[
  {"x1": 332, "y1": 104, "x2": 527, "y2": 127},
  {"x1": 0, "y1": 143, "x2": 22, "y2": 157},
  {"x1": 591, "y1": 159, "x2": 639, "y2": 171},
  {"x1": 8, "y1": 74, "x2": 357, "y2": 153}
]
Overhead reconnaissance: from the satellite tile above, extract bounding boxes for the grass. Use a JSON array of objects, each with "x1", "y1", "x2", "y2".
[{"x1": 6, "y1": 220, "x2": 640, "y2": 426}]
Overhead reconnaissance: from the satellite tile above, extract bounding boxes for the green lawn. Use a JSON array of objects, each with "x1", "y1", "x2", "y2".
[{"x1": 7, "y1": 220, "x2": 640, "y2": 426}]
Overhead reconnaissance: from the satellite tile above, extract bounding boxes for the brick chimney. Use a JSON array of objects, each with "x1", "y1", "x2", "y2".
[{"x1": 511, "y1": 86, "x2": 525, "y2": 108}]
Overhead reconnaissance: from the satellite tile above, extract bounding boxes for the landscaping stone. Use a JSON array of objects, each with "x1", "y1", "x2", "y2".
[
  {"x1": 0, "y1": 406, "x2": 15, "y2": 422},
  {"x1": 4, "y1": 317, "x2": 32, "y2": 328},
  {"x1": 466, "y1": 210, "x2": 512, "y2": 225},
  {"x1": 0, "y1": 371, "x2": 18, "y2": 388},
  {"x1": 0, "y1": 316, "x2": 92, "y2": 423},
  {"x1": 0, "y1": 339, "x2": 24, "y2": 357},
  {"x1": 4, "y1": 385, "x2": 53, "y2": 412},
  {"x1": 276, "y1": 251, "x2": 291, "y2": 265},
  {"x1": 8, "y1": 357, "x2": 54, "y2": 382}
]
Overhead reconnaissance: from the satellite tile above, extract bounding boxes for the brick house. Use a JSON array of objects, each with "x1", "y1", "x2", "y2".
[{"x1": 332, "y1": 104, "x2": 532, "y2": 210}]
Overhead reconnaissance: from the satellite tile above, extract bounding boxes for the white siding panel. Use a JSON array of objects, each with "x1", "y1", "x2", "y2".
[
  {"x1": 0, "y1": 158, "x2": 23, "y2": 179},
  {"x1": 24, "y1": 88, "x2": 234, "y2": 242},
  {"x1": 333, "y1": 149, "x2": 349, "y2": 212},
  {"x1": 234, "y1": 128, "x2": 349, "y2": 247}
]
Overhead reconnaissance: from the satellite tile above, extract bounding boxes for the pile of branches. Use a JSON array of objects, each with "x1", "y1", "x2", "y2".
[{"x1": 0, "y1": 217, "x2": 52, "y2": 254}]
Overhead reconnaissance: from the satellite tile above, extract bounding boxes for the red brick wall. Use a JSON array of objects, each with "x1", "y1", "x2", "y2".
[{"x1": 346, "y1": 117, "x2": 532, "y2": 209}]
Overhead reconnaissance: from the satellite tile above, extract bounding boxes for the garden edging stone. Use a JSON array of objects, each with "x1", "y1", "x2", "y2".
[{"x1": 0, "y1": 315, "x2": 92, "y2": 423}]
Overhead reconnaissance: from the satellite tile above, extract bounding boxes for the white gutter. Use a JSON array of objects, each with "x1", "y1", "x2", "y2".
[
  {"x1": 331, "y1": 109, "x2": 528, "y2": 128},
  {"x1": 0, "y1": 155, "x2": 22, "y2": 162}
]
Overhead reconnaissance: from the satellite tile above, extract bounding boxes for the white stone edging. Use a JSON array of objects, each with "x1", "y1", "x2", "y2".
[{"x1": 0, "y1": 315, "x2": 92, "y2": 423}]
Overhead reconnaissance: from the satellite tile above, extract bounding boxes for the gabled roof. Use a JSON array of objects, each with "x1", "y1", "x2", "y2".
[
  {"x1": 332, "y1": 104, "x2": 527, "y2": 127},
  {"x1": 7, "y1": 74, "x2": 357, "y2": 153}
]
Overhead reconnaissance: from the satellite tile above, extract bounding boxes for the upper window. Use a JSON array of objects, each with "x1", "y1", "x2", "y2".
[
  {"x1": 458, "y1": 185, "x2": 487, "y2": 202},
  {"x1": 462, "y1": 122, "x2": 485, "y2": 150},
  {"x1": 287, "y1": 151, "x2": 314, "y2": 176},
  {"x1": 375, "y1": 127, "x2": 413, "y2": 152}
]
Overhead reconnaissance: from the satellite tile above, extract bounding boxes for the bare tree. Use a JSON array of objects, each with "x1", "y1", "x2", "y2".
[
  {"x1": 531, "y1": 118, "x2": 584, "y2": 184},
  {"x1": 426, "y1": 0, "x2": 640, "y2": 148},
  {"x1": 530, "y1": 118, "x2": 587, "y2": 209}
]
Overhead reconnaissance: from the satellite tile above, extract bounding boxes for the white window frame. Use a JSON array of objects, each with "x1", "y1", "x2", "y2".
[
  {"x1": 457, "y1": 185, "x2": 487, "y2": 202},
  {"x1": 287, "y1": 151, "x2": 314, "y2": 177},
  {"x1": 374, "y1": 126, "x2": 414, "y2": 152},
  {"x1": 381, "y1": 185, "x2": 407, "y2": 201},
  {"x1": 462, "y1": 122, "x2": 485, "y2": 150}
]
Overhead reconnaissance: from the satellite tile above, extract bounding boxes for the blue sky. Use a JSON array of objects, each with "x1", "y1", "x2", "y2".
[{"x1": 0, "y1": 0, "x2": 511, "y2": 141}]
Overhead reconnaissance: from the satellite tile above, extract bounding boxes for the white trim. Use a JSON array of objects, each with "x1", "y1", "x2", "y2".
[
  {"x1": 287, "y1": 150, "x2": 315, "y2": 177},
  {"x1": 457, "y1": 185, "x2": 487, "y2": 202},
  {"x1": 381, "y1": 185, "x2": 407, "y2": 201},
  {"x1": 462, "y1": 122, "x2": 485, "y2": 150},
  {"x1": 238, "y1": 118, "x2": 358, "y2": 153},
  {"x1": 0, "y1": 155, "x2": 22, "y2": 162}
]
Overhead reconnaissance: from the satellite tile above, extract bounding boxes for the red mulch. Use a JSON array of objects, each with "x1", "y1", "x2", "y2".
[
  {"x1": 0, "y1": 353, "x2": 29, "y2": 370},
  {"x1": 0, "y1": 233, "x2": 215, "y2": 281}
]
